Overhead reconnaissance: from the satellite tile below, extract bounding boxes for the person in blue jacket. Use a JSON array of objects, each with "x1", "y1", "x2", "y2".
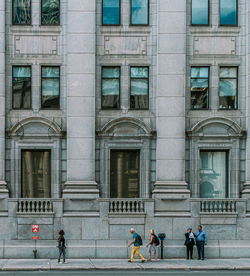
[{"x1": 195, "y1": 225, "x2": 207, "y2": 260}]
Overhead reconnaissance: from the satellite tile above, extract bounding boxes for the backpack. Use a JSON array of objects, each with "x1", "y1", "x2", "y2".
[
  {"x1": 153, "y1": 234, "x2": 160, "y2": 246},
  {"x1": 137, "y1": 234, "x2": 143, "y2": 246}
]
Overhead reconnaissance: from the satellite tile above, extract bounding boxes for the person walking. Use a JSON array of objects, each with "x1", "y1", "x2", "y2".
[
  {"x1": 57, "y1": 229, "x2": 66, "y2": 264},
  {"x1": 146, "y1": 229, "x2": 159, "y2": 261},
  {"x1": 128, "y1": 228, "x2": 145, "y2": 263},
  {"x1": 184, "y1": 228, "x2": 195, "y2": 260},
  {"x1": 195, "y1": 225, "x2": 207, "y2": 260}
]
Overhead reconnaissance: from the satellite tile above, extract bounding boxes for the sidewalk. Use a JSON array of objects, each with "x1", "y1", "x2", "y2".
[{"x1": 0, "y1": 259, "x2": 250, "y2": 271}]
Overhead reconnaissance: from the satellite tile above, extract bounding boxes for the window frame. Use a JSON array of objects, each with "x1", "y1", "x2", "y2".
[
  {"x1": 12, "y1": 65, "x2": 32, "y2": 110},
  {"x1": 130, "y1": 0, "x2": 149, "y2": 26},
  {"x1": 191, "y1": 0, "x2": 210, "y2": 26},
  {"x1": 102, "y1": 0, "x2": 121, "y2": 26},
  {"x1": 129, "y1": 66, "x2": 149, "y2": 110},
  {"x1": 101, "y1": 66, "x2": 121, "y2": 110},
  {"x1": 199, "y1": 149, "x2": 229, "y2": 199},
  {"x1": 21, "y1": 149, "x2": 52, "y2": 198},
  {"x1": 190, "y1": 66, "x2": 210, "y2": 110},
  {"x1": 219, "y1": 66, "x2": 238, "y2": 110},
  {"x1": 219, "y1": 0, "x2": 238, "y2": 26},
  {"x1": 12, "y1": 0, "x2": 32, "y2": 25},
  {"x1": 41, "y1": 66, "x2": 61, "y2": 110},
  {"x1": 41, "y1": 0, "x2": 60, "y2": 26}
]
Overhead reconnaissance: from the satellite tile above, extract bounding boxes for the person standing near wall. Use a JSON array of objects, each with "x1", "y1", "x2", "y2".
[
  {"x1": 195, "y1": 225, "x2": 207, "y2": 260},
  {"x1": 184, "y1": 228, "x2": 195, "y2": 260},
  {"x1": 57, "y1": 230, "x2": 66, "y2": 264},
  {"x1": 128, "y1": 228, "x2": 145, "y2": 263}
]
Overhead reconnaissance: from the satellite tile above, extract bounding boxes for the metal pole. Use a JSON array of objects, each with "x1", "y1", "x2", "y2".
[{"x1": 161, "y1": 240, "x2": 164, "y2": 259}]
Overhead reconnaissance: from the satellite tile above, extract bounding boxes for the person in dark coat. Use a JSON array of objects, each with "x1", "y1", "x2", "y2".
[
  {"x1": 58, "y1": 229, "x2": 66, "y2": 264},
  {"x1": 184, "y1": 228, "x2": 195, "y2": 260}
]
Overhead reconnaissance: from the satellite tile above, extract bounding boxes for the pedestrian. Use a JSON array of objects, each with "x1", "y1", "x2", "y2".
[
  {"x1": 184, "y1": 228, "x2": 195, "y2": 260},
  {"x1": 146, "y1": 229, "x2": 159, "y2": 261},
  {"x1": 57, "y1": 229, "x2": 66, "y2": 264},
  {"x1": 195, "y1": 225, "x2": 207, "y2": 260},
  {"x1": 128, "y1": 228, "x2": 145, "y2": 263}
]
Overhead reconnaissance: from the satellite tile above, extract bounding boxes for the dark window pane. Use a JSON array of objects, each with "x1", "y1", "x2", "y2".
[
  {"x1": 192, "y1": 0, "x2": 208, "y2": 25},
  {"x1": 110, "y1": 150, "x2": 139, "y2": 198},
  {"x1": 13, "y1": 0, "x2": 31, "y2": 24},
  {"x1": 12, "y1": 66, "x2": 31, "y2": 109},
  {"x1": 220, "y1": 0, "x2": 237, "y2": 25},
  {"x1": 191, "y1": 67, "x2": 209, "y2": 109},
  {"x1": 131, "y1": 0, "x2": 148, "y2": 25},
  {"x1": 103, "y1": 0, "x2": 120, "y2": 25},
  {"x1": 41, "y1": 67, "x2": 60, "y2": 109},
  {"x1": 219, "y1": 67, "x2": 237, "y2": 109},
  {"x1": 22, "y1": 150, "x2": 51, "y2": 198},
  {"x1": 102, "y1": 67, "x2": 120, "y2": 78},
  {"x1": 200, "y1": 151, "x2": 228, "y2": 198},
  {"x1": 41, "y1": 0, "x2": 60, "y2": 25}
]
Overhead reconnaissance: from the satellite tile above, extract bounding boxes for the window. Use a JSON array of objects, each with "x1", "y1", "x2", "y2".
[
  {"x1": 13, "y1": 0, "x2": 31, "y2": 25},
  {"x1": 219, "y1": 67, "x2": 237, "y2": 110},
  {"x1": 102, "y1": 67, "x2": 120, "y2": 109},
  {"x1": 110, "y1": 150, "x2": 139, "y2": 198},
  {"x1": 220, "y1": 0, "x2": 237, "y2": 25},
  {"x1": 131, "y1": 0, "x2": 149, "y2": 25},
  {"x1": 41, "y1": 66, "x2": 60, "y2": 109},
  {"x1": 130, "y1": 67, "x2": 149, "y2": 109},
  {"x1": 102, "y1": 0, "x2": 120, "y2": 25},
  {"x1": 41, "y1": 0, "x2": 60, "y2": 25},
  {"x1": 12, "y1": 66, "x2": 31, "y2": 109},
  {"x1": 191, "y1": 67, "x2": 209, "y2": 109},
  {"x1": 191, "y1": 0, "x2": 209, "y2": 25},
  {"x1": 22, "y1": 150, "x2": 51, "y2": 198},
  {"x1": 200, "y1": 151, "x2": 228, "y2": 198}
]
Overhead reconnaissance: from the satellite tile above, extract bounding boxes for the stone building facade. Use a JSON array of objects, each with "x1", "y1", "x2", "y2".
[{"x1": 0, "y1": 0, "x2": 250, "y2": 258}]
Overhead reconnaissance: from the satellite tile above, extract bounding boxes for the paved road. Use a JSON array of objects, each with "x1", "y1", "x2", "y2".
[{"x1": 0, "y1": 271, "x2": 250, "y2": 276}]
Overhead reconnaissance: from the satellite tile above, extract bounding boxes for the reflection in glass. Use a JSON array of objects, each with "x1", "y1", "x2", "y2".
[
  {"x1": 22, "y1": 150, "x2": 51, "y2": 198},
  {"x1": 41, "y1": 0, "x2": 60, "y2": 25},
  {"x1": 12, "y1": 66, "x2": 31, "y2": 109},
  {"x1": 130, "y1": 67, "x2": 149, "y2": 109},
  {"x1": 220, "y1": 0, "x2": 237, "y2": 25},
  {"x1": 13, "y1": 0, "x2": 31, "y2": 24},
  {"x1": 219, "y1": 67, "x2": 237, "y2": 109},
  {"x1": 110, "y1": 150, "x2": 139, "y2": 198},
  {"x1": 131, "y1": 0, "x2": 148, "y2": 25},
  {"x1": 103, "y1": 0, "x2": 120, "y2": 25},
  {"x1": 191, "y1": 67, "x2": 209, "y2": 109},
  {"x1": 42, "y1": 67, "x2": 60, "y2": 109},
  {"x1": 102, "y1": 67, "x2": 120, "y2": 109},
  {"x1": 200, "y1": 151, "x2": 228, "y2": 198},
  {"x1": 192, "y1": 0, "x2": 209, "y2": 25}
]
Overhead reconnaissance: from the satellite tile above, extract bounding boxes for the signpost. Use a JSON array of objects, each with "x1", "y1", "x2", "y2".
[{"x1": 158, "y1": 233, "x2": 166, "y2": 259}]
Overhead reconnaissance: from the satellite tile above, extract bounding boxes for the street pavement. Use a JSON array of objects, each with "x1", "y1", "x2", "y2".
[{"x1": 0, "y1": 259, "x2": 250, "y2": 271}]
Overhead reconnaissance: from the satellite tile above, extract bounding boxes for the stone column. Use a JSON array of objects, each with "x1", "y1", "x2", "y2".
[
  {"x1": 0, "y1": 0, "x2": 8, "y2": 198},
  {"x1": 63, "y1": 0, "x2": 99, "y2": 198},
  {"x1": 153, "y1": 0, "x2": 190, "y2": 200},
  {"x1": 242, "y1": 3, "x2": 250, "y2": 199}
]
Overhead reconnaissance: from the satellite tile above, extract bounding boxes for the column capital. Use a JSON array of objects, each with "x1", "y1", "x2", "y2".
[
  {"x1": 241, "y1": 181, "x2": 250, "y2": 198},
  {"x1": 0, "y1": 181, "x2": 9, "y2": 198}
]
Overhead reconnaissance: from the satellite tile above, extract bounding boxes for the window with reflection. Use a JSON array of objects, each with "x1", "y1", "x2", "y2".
[
  {"x1": 130, "y1": 67, "x2": 149, "y2": 110},
  {"x1": 41, "y1": 0, "x2": 60, "y2": 25},
  {"x1": 102, "y1": 0, "x2": 120, "y2": 25},
  {"x1": 131, "y1": 0, "x2": 149, "y2": 25},
  {"x1": 200, "y1": 151, "x2": 228, "y2": 198},
  {"x1": 22, "y1": 150, "x2": 51, "y2": 198},
  {"x1": 102, "y1": 67, "x2": 120, "y2": 109},
  {"x1": 12, "y1": 66, "x2": 31, "y2": 109},
  {"x1": 191, "y1": 67, "x2": 209, "y2": 109},
  {"x1": 13, "y1": 0, "x2": 31, "y2": 25},
  {"x1": 191, "y1": 0, "x2": 209, "y2": 25},
  {"x1": 219, "y1": 67, "x2": 237, "y2": 110},
  {"x1": 110, "y1": 150, "x2": 139, "y2": 198},
  {"x1": 41, "y1": 66, "x2": 60, "y2": 109},
  {"x1": 220, "y1": 0, "x2": 237, "y2": 25}
]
